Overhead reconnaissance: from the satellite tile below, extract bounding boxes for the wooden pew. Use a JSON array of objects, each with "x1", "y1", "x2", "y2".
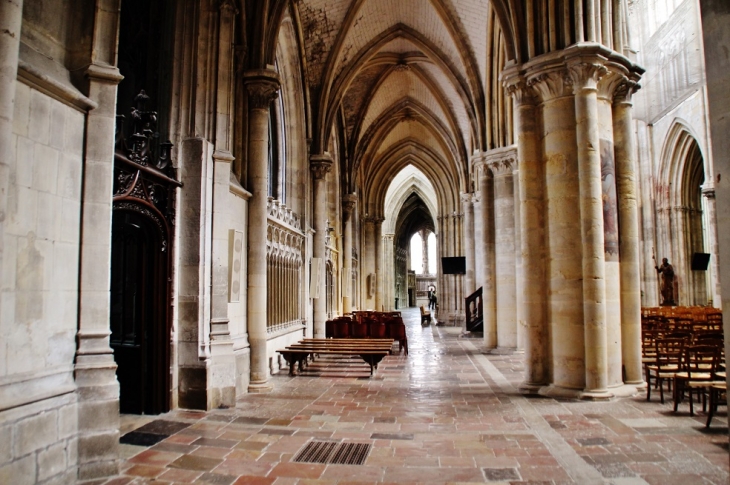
[{"x1": 277, "y1": 339, "x2": 394, "y2": 376}]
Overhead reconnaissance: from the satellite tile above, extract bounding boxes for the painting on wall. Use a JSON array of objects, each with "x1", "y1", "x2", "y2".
[{"x1": 601, "y1": 139, "x2": 619, "y2": 261}]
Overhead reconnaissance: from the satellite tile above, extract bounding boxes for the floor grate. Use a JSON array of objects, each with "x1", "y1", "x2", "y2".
[{"x1": 293, "y1": 440, "x2": 371, "y2": 465}]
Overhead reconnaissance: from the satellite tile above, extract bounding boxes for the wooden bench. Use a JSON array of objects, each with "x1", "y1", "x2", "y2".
[
  {"x1": 420, "y1": 306, "x2": 431, "y2": 325},
  {"x1": 277, "y1": 339, "x2": 394, "y2": 376},
  {"x1": 277, "y1": 348, "x2": 389, "y2": 376}
]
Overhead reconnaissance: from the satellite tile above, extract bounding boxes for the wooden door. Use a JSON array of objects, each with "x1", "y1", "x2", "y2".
[{"x1": 110, "y1": 210, "x2": 169, "y2": 414}]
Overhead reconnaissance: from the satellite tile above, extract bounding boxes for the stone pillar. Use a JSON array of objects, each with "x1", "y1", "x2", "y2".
[
  {"x1": 462, "y1": 193, "x2": 476, "y2": 295},
  {"x1": 362, "y1": 217, "x2": 374, "y2": 308},
  {"x1": 0, "y1": 0, "x2": 23, "y2": 247},
  {"x1": 383, "y1": 234, "x2": 395, "y2": 310},
  {"x1": 374, "y1": 217, "x2": 384, "y2": 311},
  {"x1": 529, "y1": 69, "x2": 583, "y2": 394},
  {"x1": 490, "y1": 155, "x2": 517, "y2": 349},
  {"x1": 74, "y1": 1, "x2": 125, "y2": 477},
  {"x1": 613, "y1": 79, "x2": 644, "y2": 387},
  {"x1": 311, "y1": 154, "x2": 332, "y2": 337},
  {"x1": 342, "y1": 194, "x2": 356, "y2": 313},
  {"x1": 504, "y1": 72, "x2": 548, "y2": 390},
  {"x1": 702, "y1": 187, "x2": 722, "y2": 308},
  {"x1": 207, "y1": 0, "x2": 238, "y2": 409},
  {"x1": 569, "y1": 56, "x2": 610, "y2": 398},
  {"x1": 420, "y1": 228, "x2": 430, "y2": 274},
  {"x1": 513, "y1": 167, "x2": 525, "y2": 350},
  {"x1": 478, "y1": 159, "x2": 497, "y2": 348},
  {"x1": 243, "y1": 69, "x2": 279, "y2": 392}
]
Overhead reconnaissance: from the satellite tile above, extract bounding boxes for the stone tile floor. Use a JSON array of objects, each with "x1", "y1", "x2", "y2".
[{"x1": 88, "y1": 308, "x2": 729, "y2": 484}]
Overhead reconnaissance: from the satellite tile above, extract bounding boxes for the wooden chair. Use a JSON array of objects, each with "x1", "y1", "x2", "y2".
[
  {"x1": 388, "y1": 322, "x2": 408, "y2": 355},
  {"x1": 673, "y1": 344, "x2": 721, "y2": 415},
  {"x1": 646, "y1": 337, "x2": 686, "y2": 404},
  {"x1": 420, "y1": 306, "x2": 431, "y2": 325},
  {"x1": 705, "y1": 382, "x2": 727, "y2": 427},
  {"x1": 368, "y1": 320, "x2": 387, "y2": 339}
]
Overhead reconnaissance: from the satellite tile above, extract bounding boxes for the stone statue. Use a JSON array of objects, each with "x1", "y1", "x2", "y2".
[{"x1": 655, "y1": 257, "x2": 676, "y2": 306}]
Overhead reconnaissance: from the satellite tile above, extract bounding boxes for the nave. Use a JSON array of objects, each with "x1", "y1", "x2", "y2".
[{"x1": 100, "y1": 308, "x2": 728, "y2": 485}]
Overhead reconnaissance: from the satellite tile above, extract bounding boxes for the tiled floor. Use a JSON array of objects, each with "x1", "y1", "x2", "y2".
[{"x1": 89, "y1": 308, "x2": 729, "y2": 484}]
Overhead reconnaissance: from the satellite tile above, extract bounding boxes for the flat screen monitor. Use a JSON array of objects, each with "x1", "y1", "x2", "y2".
[{"x1": 441, "y1": 256, "x2": 466, "y2": 275}]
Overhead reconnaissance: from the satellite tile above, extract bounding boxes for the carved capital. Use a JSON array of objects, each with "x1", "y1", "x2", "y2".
[
  {"x1": 702, "y1": 186, "x2": 716, "y2": 199},
  {"x1": 568, "y1": 62, "x2": 608, "y2": 92},
  {"x1": 342, "y1": 193, "x2": 357, "y2": 214},
  {"x1": 614, "y1": 79, "x2": 640, "y2": 104},
  {"x1": 460, "y1": 192, "x2": 474, "y2": 205},
  {"x1": 483, "y1": 146, "x2": 518, "y2": 177},
  {"x1": 527, "y1": 70, "x2": 573, "y2": 101},
  {"x1": 505, "y1": 79, "x2": 537, "y2": 106},
  {"x1": 220, "y1": 0, "x2": 238, "y2": 14},
  {"x1": 244, "y1": 69, "x2": 280, "y2": 109},
  {"x1": 310, "y1": 154, "x2": 333, "y2": 180}
]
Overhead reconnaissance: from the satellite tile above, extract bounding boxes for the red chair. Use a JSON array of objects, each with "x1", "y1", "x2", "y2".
[
  {"x1": 351, "y1": 322, "x2": 369, "y2": 338},
  {"x1": 388, "y1": 321, "x2": 408, "y2": 355},
  {"x1": 325, "y1": 320, "x2": 335, "y2": 339},
  {"x1": 333, "y1": 318, "x2": 351, "y2": 339},
  {"x1": 368, "y1": 321, "x2": 387, "y2": 339}
]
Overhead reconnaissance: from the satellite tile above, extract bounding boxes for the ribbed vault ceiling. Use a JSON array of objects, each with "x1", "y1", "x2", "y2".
[{"x1": 296, "y1": 0, "x2": 492, "y2": 215}]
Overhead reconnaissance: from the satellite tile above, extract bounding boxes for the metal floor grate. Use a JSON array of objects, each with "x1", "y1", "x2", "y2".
[{"x1": 293, "y1": 440, "x2": 371, "y2": 465}]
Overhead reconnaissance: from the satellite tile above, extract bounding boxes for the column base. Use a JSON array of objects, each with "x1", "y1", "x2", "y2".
[
  {"x1": 607, "y1": 383, "x2": 641, "y2": 398},
  {"x1": 518, "y1": 382, "x2": 545, "y2": 395},
  {"x1": 580, "y1": 390, "x2": 614, "y2": 401},
  {"x1": 248, "y1": 381, "x2": 273, "y2": 393}
]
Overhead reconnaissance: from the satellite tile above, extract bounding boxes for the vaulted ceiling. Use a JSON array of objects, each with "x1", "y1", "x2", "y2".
[{"x1": 295, "y1": 0, "x2": 496, "y2": 213}]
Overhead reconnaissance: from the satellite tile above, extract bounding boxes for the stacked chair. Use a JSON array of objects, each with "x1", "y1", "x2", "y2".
[{"x1": 641, "y1": 306, "x2": 725, "y2": 425}]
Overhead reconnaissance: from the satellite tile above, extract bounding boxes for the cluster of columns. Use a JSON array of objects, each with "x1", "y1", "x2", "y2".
[{"x1": 498, "y1": 44, "x2": 644, "y2": 398}]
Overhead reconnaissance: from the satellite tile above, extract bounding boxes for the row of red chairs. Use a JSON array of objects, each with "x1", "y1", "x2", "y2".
[{"x1": 325, "y1": 315, "x2": 408, "y2": 355}]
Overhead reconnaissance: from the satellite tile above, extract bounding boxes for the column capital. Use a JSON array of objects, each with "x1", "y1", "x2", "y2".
[
  {"x1": 613, "y1": 78, "x2": 641, "y2": 105},
  {"x1": 310, "y1": 153, "x2": 333, "y2": 180},
  {"x1": 702, "y1": 186, "x2": 716, "y2": 199},
  {"x1": 219, "y1": 0, "x2": 238, "y2": 14},
  {"x1": 567, "y1": 60, "x2": 608, "y2": 92},
  {"x1": 484, "y1": 146, "x2": 518, "y2": 177},
  {"x1": 342, "y1": 193, "x2": 357, "y2": 214},
  {"x1": 502, "y1": 68, "x2": 538, "y2": 106},
  {"x1": 243, "y1": 69, "x2": 280, "y2": 109},
  {"x1": 527, "y1": 69, "x2": 574, "y2": 102},
  {"x1": 461, "y1": 192, "x2": 474, "y2": 205}
]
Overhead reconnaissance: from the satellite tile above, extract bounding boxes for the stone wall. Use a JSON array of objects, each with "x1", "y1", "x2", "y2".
[{"x1": 0, "y1": 82, "x2": 85, "y2": 483}]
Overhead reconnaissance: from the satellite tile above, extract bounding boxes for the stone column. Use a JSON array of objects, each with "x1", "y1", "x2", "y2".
[
  {"x1": 243, "y1": 69, "x2": 279, "y2": 392},
  {"x1": 311, "y1": 154, "x2": 332, "y2": 337},
  {"x1": 420, "y1": 228, "x2": 430, "y2": 273},
  {"x1": 342, "y1": 194, "x2": 356, "y2": 313},
  {"x1": 383, "y1": 233, "x2": 395, "y2": 310},
  {"x1": 374, "y1": 217, "x2": 384, "y2": 311},
  {"x1": 362, "y1": 217, "x2": 374, "y2": 308},
  {"x1": 490, "y1": 156, "x2": 518, "y2": 349},
  {"x1": 702, "y1": 187, "x2": 722, "y2": 308},
  {"x1": 0, "y1": 0, "x2": 23, "y2": 251},
  {"x1": 74, "y1": 1, "x2": 125, "y2": 477},
  {"x1": 207, "y1": 0, "x2": 238, "y2": 409},
  {"x1": 478, "y1": 159, "x2": 497, "y2": 348},
  {"x1": 569, "y1": 56, "x2": 610, "y2": 398},
  {"x1": 613, "y1": 79, "x2": 644, "y2": 387},
  {"x1": 513, "y1": 167, "x2": 525, "y2": 350},
  {"x1": 504, "y1": 72, "x2": 548, "y2": 390},
  {"x1": 462, "y1": 193, "x2": 476, "y2": 295}
]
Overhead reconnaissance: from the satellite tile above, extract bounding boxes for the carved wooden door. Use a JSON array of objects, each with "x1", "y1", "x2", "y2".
[{"x1": 110, "y1": 211, "x2": 168, "y2": 414}]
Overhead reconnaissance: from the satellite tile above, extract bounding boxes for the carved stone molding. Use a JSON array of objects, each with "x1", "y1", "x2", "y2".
[
  {"x1": 702, "y1": 186, "x2": 716, "y2": 199},
  {"x1": 310, "y1": 153, "x2": 333, "y2": 180},
  {"x1": 342, "y1": 193, "x2": 357, "y2": 214},
  {"x1": 484, "y1": 145, "x2": 518, "y2": 177},
  {"x1": 614, "y1": 78, "x2": 640, "y2": 104},
  {"x1": 567, "y1": 61, "x2": 608, "y2": 91},
  {"x1": 460, "y1": 192, "x2": 474, "y2": 205},
  {"x1": 528, "y1": 70, "x2": 574, "y2": 101},
  {"x1": 243, "y1": 69, "x2": 280, "y2": 109}
]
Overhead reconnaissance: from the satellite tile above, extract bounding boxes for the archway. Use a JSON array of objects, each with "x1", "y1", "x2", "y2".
[{"x1": 658, "y1": 123, "x2": 713, "y2": 305}]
